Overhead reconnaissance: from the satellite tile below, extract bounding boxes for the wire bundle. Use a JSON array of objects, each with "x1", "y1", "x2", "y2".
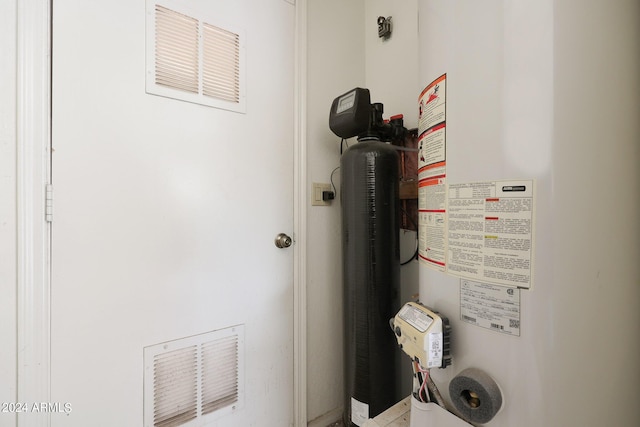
[{"x1": 412, "y1": 360, "x2": 446, "y2": 408}]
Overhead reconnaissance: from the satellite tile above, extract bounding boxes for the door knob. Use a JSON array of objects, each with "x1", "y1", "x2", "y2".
[{"x1": 275, "y1": 233, "x2": 293, "y2": 249}]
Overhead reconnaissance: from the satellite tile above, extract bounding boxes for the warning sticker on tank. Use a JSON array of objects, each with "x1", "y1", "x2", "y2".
[
  {"x1": 418, "y1": 73, "x2": 447, "y2": 164},
  {"x1": 460, "y1": 279, "x2": 521, "y2": 336},
  {"x1": 418, "y1": 73, "x2": 448, "y2": 272}
]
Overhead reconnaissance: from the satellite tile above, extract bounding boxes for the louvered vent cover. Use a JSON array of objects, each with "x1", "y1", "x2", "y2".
[
  {"x1": 144, "y1": 326, "x2": 245, "y2": 427},
  {"x1": 154, "y1": 6, "x2": 199, "y2": 94},
  {"x1": 146, "y1": 0, "x2": 245, "y2": 113},
  {"x1": 202, "y1": 24, "x2": 240, "y2": 103}
]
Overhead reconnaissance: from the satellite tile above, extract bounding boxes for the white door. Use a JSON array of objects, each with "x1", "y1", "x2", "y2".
[{"x1": 50, "y1": 1, "x2": 295, "y2": 426}]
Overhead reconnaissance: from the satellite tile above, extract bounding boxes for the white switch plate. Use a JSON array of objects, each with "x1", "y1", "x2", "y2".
[{"x1": 312, "y1": 183, "x2": 332, "y2": 206}]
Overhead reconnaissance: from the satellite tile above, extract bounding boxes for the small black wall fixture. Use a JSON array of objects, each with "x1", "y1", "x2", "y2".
[{"x1": 377, "y1": 16, "x2": 392, "y2": 39}]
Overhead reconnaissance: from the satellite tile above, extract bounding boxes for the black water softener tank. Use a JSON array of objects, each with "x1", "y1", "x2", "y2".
[{"x1": 341, "y1": 136, "x2": 400, "y2": 426}]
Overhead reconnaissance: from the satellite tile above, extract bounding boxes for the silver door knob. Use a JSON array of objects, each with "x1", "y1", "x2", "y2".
[{"x1": 275, "y1": 233, "x2": 293, "y2": 248}]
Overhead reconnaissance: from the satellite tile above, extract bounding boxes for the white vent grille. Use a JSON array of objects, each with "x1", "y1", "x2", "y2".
[
  {"x1": 201, "y1": 336, "x2": 239, "y2": 414},
  {"x1": 144, "y1": 326, "x2": 245, "y2": 427},
  {"x1": 154, "y1": 6, "x2": 199, "y2": 94},
  {"x1": 153, "y1": 346, "x2": 198, "y2": 427},
  {"x1": 145, "y1": 0, "x2": 246, "y2": 113},
  {"x1": 202, "y1": 24, "x2": 240, "y2": 103}
]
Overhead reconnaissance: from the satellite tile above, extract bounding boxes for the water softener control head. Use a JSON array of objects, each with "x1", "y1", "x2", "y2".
[{"x1": 392, "y1": 302, "x2": 451, "y2": 369}]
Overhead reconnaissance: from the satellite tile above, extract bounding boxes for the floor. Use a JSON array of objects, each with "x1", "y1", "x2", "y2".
[{"x1": 326, "y1": 420, "x2": 344, "y2": 427}]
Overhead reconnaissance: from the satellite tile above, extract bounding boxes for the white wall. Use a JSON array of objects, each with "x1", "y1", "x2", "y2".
[
  {"x1": 0, "y1": 2, "x2": 18, "y2": 426},
  {"x1": 306, "y1": 0, "x2": 365, "y2": 423},
  {"x1": 0, "y1": 0, "x2": 16, "y2": 427},
  {"x1": 364, "y1": 0, "x2": 420, "y2": 130}
]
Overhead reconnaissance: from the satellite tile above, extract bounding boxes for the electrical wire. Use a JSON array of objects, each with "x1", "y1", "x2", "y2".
[
  {"x1": 400, "y1": 207, "x2": 419, "y2": 266},
  {"x1": 412, "y1": 362, "x2": 423, "y2": 401},
  {"x1": 330, "y1": 166, "x2": 340, "y2": 197},
  {"x1": 413, "y1": 361, "x2": 431, "y2": 403},
  {"x1": 415, "y1": 358, "x2": 446, "y2": 409},
  {"x1": 401, "y1": 245, "x2": 419, "y2": 266},
  {"x1": 419, "y1": 368, "x2": 430, "y2": 403},
  {"x1": 340, "y1": 138, "x2": 350, "y2": 155},
  {"x1": 412, "y1": 359, "x2": 446, "y2": 409}
]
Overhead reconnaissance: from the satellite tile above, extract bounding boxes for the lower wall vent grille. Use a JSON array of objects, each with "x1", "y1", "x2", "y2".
[
  {"x1": 153, "y1": 345, "x2": 198, "y2": 427},
  {"x1": 144, "y1": 326, "x2": 244, "y2": 427}
]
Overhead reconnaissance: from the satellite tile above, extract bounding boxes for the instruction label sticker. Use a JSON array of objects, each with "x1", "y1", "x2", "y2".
[
  {"x1": 398, "y1": 304, "x2": 434, "y2": 332},
  {"x1": 351, "y1": 397, "x2": 369, "y2": 426},
  {"x1": 460, "y1": 279, "x2": 521, "y2": 336},
  {"x1": 448, "y1": 180, "x2": 534, "y2": 289},
  {"x1": 427, "y1": 332, "x2": 444, "y2": 368}
]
